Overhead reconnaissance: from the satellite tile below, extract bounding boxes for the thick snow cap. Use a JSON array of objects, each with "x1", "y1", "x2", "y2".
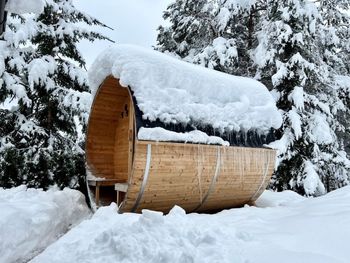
[{"x1": 89, "y1": 45, "x2": 282, "y2": 135}]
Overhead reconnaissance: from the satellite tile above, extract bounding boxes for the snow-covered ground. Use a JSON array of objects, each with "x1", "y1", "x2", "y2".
[
  {"x1": 0, "y1": 186, "x2": 90, "y2": 263},
  {"x1": 27, "y1": 186, "x2": 350, "y2": 263},
  {"x1": 1, "y1": 185, "x2": 349, "y2": 263}
]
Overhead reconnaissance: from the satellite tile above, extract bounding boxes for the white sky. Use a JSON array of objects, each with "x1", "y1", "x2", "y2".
[{"x1": 74, "y1": 0, "x2": 172, "y2": 67}]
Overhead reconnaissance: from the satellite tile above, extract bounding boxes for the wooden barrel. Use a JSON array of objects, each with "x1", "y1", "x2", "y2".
[{"x1": 86, "y1": 76, "x2": 276, "y2": 213}]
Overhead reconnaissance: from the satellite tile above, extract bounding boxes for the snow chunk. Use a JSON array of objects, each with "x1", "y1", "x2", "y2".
[
  {"x1": 288, "y1": 108, "x2": 302, "y2": 140},
  {"x1": 5, "y1": 0, "x2": 44, "y2": 14},
  {"x1": 0, "y1": 186, "x2": 90, "y2": 263},
  {"x1": 138, "y1": 127, "x2": 230, "y2": 146},
  {"x1": 217, "y1": 7, "x2": 231, "y2": 31},
  {"x1": 89, "y1": 45, "x2": 282, "y2": 134},
  {"x1": 335, "y1": 75, "x2": 350, "y2": 93},
  {"x1": 309, "y1": 112, "x2": 334, "y2": 145},
  {"x1": 268, "y1": 130, "x2": 293, "y2": 168},
  {"x1": 272, "y1": 61, "x2": 289, "y2": 86},
  {"x1": 190, "y1": 37, "x2": 238, "y2": 69},
  {"x1": 255, "y1": 190, "x2": 305, "y2": 207},
  {"x1": 28, "y1": 56, "x2": 56, "y2": 90},
  {"x1": 302, "y1": 161, "x2": 326, "y2": 196},
  {"x1": 288, "y1": 86, "x2": 304, "y2": 110}
]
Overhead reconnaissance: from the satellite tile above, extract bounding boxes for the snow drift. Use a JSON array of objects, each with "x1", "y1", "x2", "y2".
[
  {"x1": 0, "y1": 186, "x2": 90, "y2": 263},
  {"x1": 31, "y1": 186, "x2": 350, "y2": 263}
]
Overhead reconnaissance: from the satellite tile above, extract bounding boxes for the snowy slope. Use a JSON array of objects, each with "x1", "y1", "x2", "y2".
[
  {"x1": 31, "y1": 186, "x2": 350, "y2": 263},
  {"x1": 0, "y1": 186, "x2": 90, "y2": 263}
]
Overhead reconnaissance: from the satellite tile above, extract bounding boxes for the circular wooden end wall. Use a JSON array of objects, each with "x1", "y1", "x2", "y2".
[{"x1": 86, "y1": 76, "x2": 134, "y2": 190}]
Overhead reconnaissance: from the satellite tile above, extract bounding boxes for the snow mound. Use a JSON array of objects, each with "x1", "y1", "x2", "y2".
[
  {"x1": 255, "y1": 190, "x2": 306, "y2": 207},
  {"x1": 0, "y1": 186, "x2": 90, "y2": 263},
  {"x1": 89, "y1": 45, "x2": 282, "y2": 134},
  {"x1": 32, "y1": 186, "x2": 350, "y2": 263},
  {"x1": 138, "y1": 127, "x2": 230, "y2": 146}
]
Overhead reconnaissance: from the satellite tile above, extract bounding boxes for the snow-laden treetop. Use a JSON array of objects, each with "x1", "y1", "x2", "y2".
[
  {"x1": 5, "y1": 0, "x2": 44, "y2": 14},
  {"x1": 89, "y1": 45, "x2": 282, "y2": 134}
]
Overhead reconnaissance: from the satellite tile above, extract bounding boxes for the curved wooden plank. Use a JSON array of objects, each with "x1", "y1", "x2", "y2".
[{"x1": 121, "y1": 141, "x2": 275, "y2": 213}]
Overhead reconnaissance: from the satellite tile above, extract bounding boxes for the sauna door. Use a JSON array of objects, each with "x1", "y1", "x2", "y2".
[{"x1": 114, "y1": 95, "x2": 134, "y2": 181}]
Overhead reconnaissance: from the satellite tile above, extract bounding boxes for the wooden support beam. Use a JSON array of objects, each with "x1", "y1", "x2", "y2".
[
  {"x1": 95, "y1": 185, "x2": 100, "y2": 207},
  {"x1": 115, "y1": 183, "x2": 128, "y2": 206}
]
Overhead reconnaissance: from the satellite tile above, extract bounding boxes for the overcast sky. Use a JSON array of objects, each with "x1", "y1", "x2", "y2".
[{"x1": 74, "y1": 0, "x2": 172, "y2": 67}]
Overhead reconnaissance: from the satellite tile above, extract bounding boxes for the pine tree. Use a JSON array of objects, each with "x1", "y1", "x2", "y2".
[
  {"x1": 157, "y1": 0, "x2": 350, "y2": 195},
  {"x1": 319, "y1": 0, "x2": 350, "y2": 74},
  {"x1": 315, "y1": 0, "x2": 350, "y2": 187},
  {"x1": 0, "y1": 12, "x2": 36, "y2": 187},
  {"x1": 157, "y1": 0, "x2": 218, "y2": 60},
  {"x1": 253, "y1": 0, "x2": 350, "y2": 195},
  {"x1": 210, "y1": 0, "x2": 265, "y2": 76},
  {"x1": 318, "y1": 0, "x2": 350, "y2": 156},
  {"x1": 156, "y1": 0, "x2": 264, "y2": 76},
  {"x1": 0, "y1": 0, "x2": 110, "y2": 189}
]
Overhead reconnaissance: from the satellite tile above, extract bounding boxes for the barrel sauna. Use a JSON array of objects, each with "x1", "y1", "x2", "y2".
[
  {"x1": 86, "y1": 45, "x2": 282, "y2": 213},
  {"x1": 86, "y1": 77, "x2": 277, "y2": 213}
]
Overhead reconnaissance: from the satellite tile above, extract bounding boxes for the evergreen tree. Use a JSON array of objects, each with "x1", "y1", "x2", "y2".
[
  {"x1": 253, "y1": 0, "x2": 350, "y2": 195},
  {"x1": 319, "y1": 0, "x2": 350, "y2": 74},
  {"x1": 157, "y1": 0, "x2": 264, "y2": 76},
  {"x1": 0, "y1": 12, "x2": 36, "y2": 187},
  {"x1": 210, "y1": 0, "x2": 265, "y2": 76},
  {"x1": 0, "y1": 0, "x2": 110, "y2": 189},
  {"x1": 157, "y1": 0, "x2": 218, "y2": 60},
  {"x1": 318, "y1": 0, "x2": 350, "y2": 156},
  {"x1": 157, "y1": 0, "x2": 350, "y2": 195}
]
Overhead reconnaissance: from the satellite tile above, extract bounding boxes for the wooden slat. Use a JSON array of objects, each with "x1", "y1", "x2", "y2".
[{"x1": 121, "y1": 140, "x2": 276, "y2": 213}]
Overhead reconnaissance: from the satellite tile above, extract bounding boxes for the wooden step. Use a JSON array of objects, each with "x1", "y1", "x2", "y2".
[
  {"x1": 88, "y1": 178, "x2": 123, "y2": 187},
  {"x1": 88, "y1": 178, "x2": 126, "y2": 207},
  {"x1": 115, "y1": 183, "x2": 128, "y2": 192}
]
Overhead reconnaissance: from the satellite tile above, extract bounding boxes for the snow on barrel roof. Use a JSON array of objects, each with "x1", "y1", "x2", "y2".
[{"x1": 89, "y1": 45, "x2": 282, "y2": 134}]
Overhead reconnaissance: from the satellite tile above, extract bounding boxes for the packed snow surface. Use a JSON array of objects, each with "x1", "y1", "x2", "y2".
[
  {"x1": 0, "y1": 186, "x2": 90, "y2": 263},
  {"x1": 32, "y1": 186, "x2": 350, "y2": 263},
  {"x1": 138, "y1": 127, "x2": 230, "y2": 146},
  {"x1": 89, "y1": 45, "x2": 282, "y2": 134},
  {"x1": 5, "y1": 0, "x2": 44, "y2": 14}
]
